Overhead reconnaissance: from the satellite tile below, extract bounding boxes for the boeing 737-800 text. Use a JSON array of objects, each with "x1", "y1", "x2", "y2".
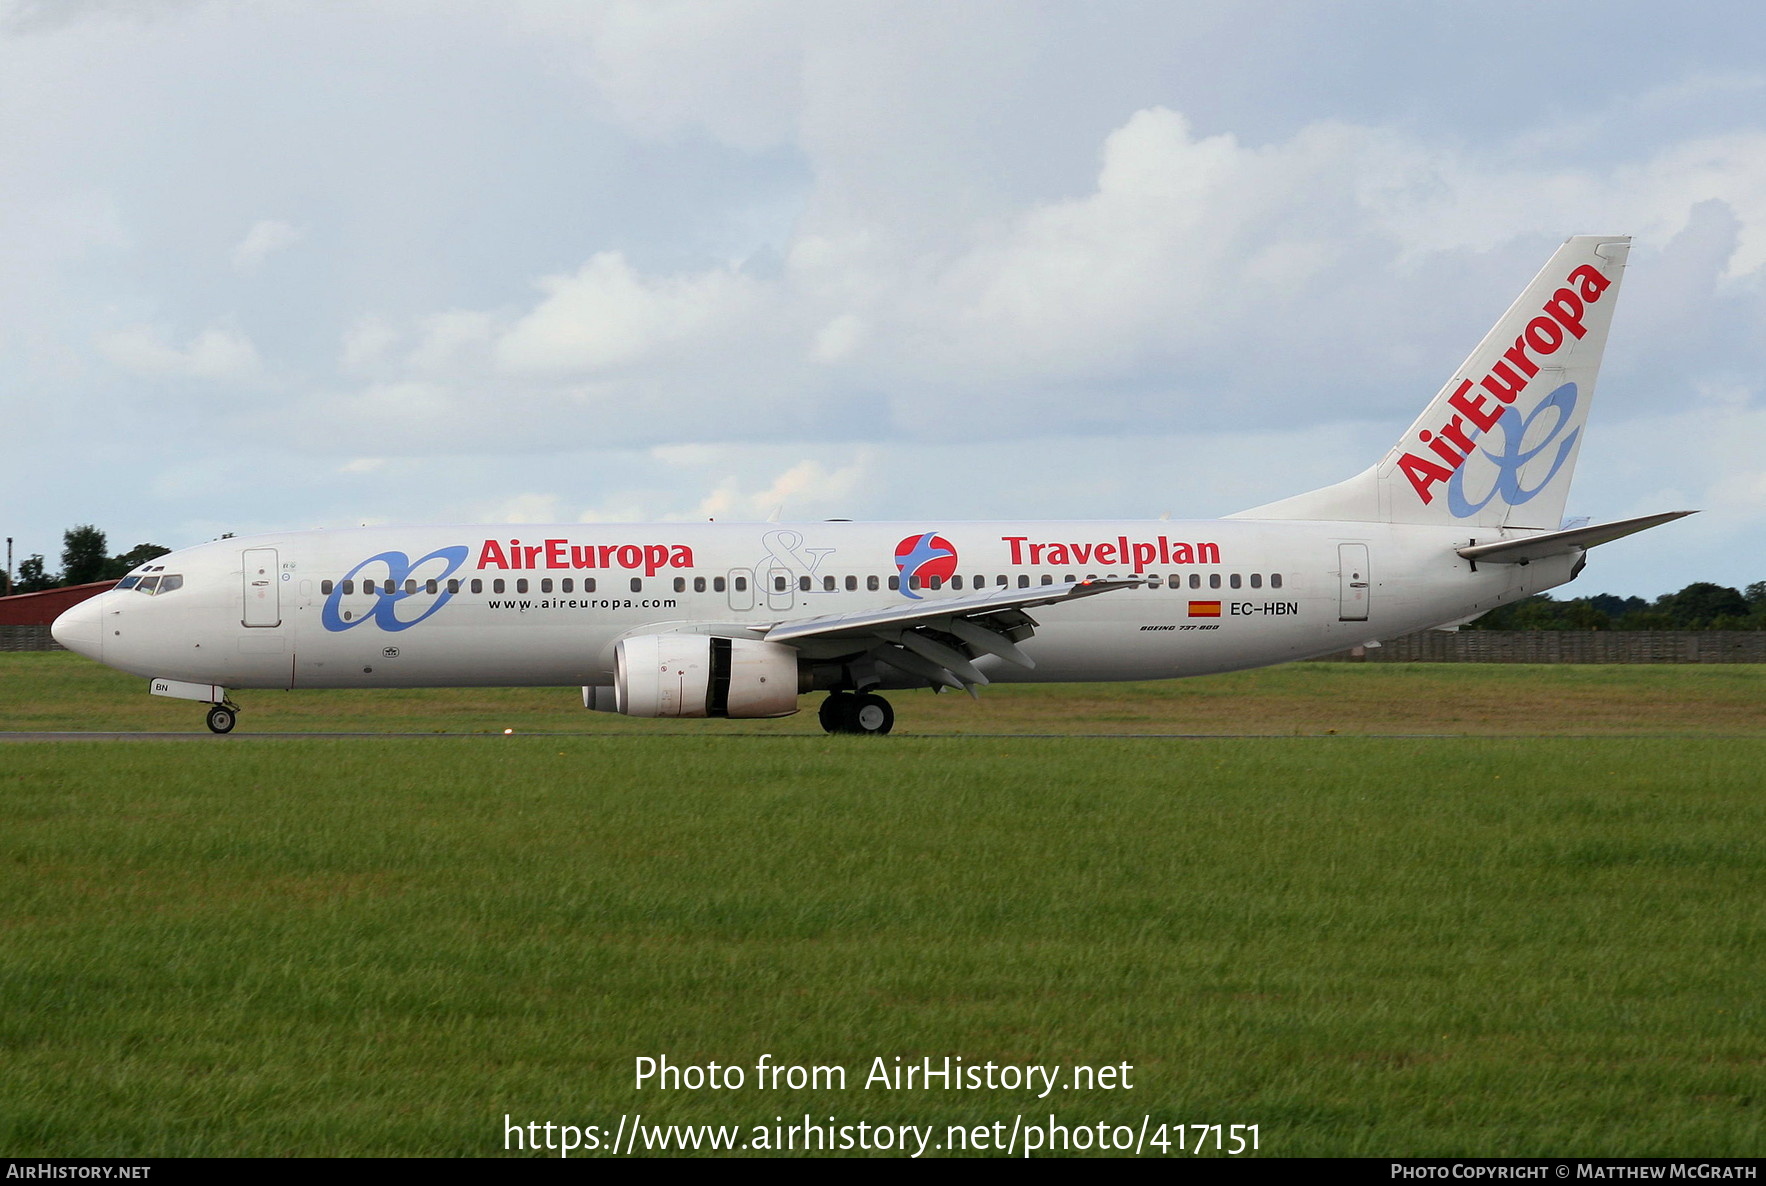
[{"x1": 53, "y1": 235, "x2": 1690, "y2": 734}]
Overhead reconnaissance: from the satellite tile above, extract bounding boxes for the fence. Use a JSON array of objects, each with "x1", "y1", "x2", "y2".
[
  {"x1": 1, "y1": 626, "x2": 61, "y2": 652},
  {"x1": 1312, "y1": 630, "x2": 1766, "y2": 664}
]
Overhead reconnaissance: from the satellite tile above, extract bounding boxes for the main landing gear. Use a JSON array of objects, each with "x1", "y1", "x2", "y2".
[
  {"x1": 819, "y1": 691, "x2": 895, "y2": 735},
  {"x1": 205, "y1": 703, "x2": 239, "y2": 734}
]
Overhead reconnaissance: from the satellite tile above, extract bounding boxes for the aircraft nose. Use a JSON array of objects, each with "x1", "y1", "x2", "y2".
[{"x1": 50, "y1": 596, "x2": 104, "y2": 661}]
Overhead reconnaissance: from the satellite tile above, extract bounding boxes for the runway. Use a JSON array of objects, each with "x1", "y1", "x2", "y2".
[{"x1": 0, "y1": 730, "x2": 1492, "y2": 741}]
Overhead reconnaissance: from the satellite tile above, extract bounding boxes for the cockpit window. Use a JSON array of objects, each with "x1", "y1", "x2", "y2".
[
  {"x1": 117, "y1": 576, "x2": 140, "y2": 589},
  {"x1": 131, "y1": 574, "x2": 183, "y2": 595}
]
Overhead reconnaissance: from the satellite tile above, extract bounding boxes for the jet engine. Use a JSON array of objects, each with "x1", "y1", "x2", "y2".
[{"x1": 584, "y1": 634, "x2": 802, "y2": 718}]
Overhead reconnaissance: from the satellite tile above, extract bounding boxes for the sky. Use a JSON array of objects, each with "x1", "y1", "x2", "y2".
[{"x1": 3, "y1": 0, "x2": 1765, "y2": 598}]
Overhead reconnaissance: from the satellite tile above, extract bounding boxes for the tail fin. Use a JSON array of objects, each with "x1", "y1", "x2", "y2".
[{"x1": 1231, "y1": 235, "x2": 1630, "y2": 528}]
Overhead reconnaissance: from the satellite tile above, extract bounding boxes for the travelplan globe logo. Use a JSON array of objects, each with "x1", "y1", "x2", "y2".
[{"x1": 893, "y1": 533, "x2": 958, "y2": 600}]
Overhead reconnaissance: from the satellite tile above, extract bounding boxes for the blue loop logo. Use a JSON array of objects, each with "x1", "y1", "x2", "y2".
[
  {"x1": 1447, "y1": 382, "x2": 1580, "y2": 519},
  {"x1": 321, "y1": 546, "x2": 470, "y2": 632}
]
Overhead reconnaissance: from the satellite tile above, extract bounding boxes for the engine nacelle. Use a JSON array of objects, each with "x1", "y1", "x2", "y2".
[{"x1": 594, "y1": 634, "x2": 801, "y2": 718}]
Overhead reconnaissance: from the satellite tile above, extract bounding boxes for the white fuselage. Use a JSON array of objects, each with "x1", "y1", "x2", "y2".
[{"x1": 59, "y1": 518, "x2": 1574, "y2": 693}]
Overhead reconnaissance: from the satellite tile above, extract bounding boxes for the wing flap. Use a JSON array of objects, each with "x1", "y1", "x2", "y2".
[{"x1": 761, "y1": 578, "x2": 1141, "y2": 691}]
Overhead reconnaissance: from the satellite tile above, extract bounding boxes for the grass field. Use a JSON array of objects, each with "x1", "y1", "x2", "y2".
[
  {"x1": 3, "y1": 650, "x2": 1766, "y2": 735},
  {"x1": 2, "y1": 656, "x2": 1763, "y2": 1157}
]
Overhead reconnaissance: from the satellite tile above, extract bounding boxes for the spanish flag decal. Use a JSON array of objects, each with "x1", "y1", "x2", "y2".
[{"x1": 1188, "y1": 601, "x2": 1222, "y2": 618}]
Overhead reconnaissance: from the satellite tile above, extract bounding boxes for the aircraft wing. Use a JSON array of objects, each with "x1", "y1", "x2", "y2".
[
  {"x1": 1456, "y1": 510, "x2": 1695, "y2": 565},
  {"x1": 759, "y1": 578, "x2": 1142, "y2": 691}
]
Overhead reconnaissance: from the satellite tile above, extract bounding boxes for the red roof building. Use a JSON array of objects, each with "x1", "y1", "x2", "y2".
[{"x1": 0, "y1": 581, "x2": 119, "y2": 626}]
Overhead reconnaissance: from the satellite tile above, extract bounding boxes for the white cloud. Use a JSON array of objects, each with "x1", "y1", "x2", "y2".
[
  {"x1": 340, "y1": 317, "x2": 399, "y2": 373},
  {"x1": 97, "y1": 324, "x2": 261, "y2": 380},
  {"x1": 408, "y1": 309, "x2": 498, "y2": 374},
  {"x1": 229, "y1": 218, "x2": 303, "y2": 271},
  {"x1": 521, "y1": 0, "x2": 806, "y2": 151},
  {"x1": 471, "y1": 492, "x2": 564, "y2": 524},
  {"x1": 493, "y1": 252, "x2": 766, "y2": 374},
  {"x1": 727, "y1": 456, "x2": 867, "y2": 519}
]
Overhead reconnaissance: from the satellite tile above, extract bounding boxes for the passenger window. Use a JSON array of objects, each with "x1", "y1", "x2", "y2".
[
  {"x1": 470, "y1": 579, "x2": 483, "y2": 594},
  {"x1": 694, "y1": 577, "x2": 706, "y2": 592},
  {"x1": 844, "y1": 575, "x2": 857, "y2": 591},
  {"x1": 823, "y1": 575, "x2": 835, "y2": 592},
  {"x1": 1018, "y1": 575, "x2": 1029, "y2": 588},
  {"x1": 1229, "y1": 574, "x2": 1241, "y2": 589},
  {"x1": 1271, "y1": 573, "x2": 1283, "y2": 589},
  {"x1": 732, "y1": 576, "x2": 744, "y2": 591},
  {"x1": 1040, "y1": 574, "x2": 1053, "y2": 586},
  {"x1": 888, "y1": 576, "x2": 899, "y2": 590},
  {"x1": 516, "y1": 579, "x2": 529, "y2": 594},
  {"x1": 426, "y1": 579, "x2": 438, "y2": 594},
  {"x1": 493, "y1": 579, "x2": 506, "y2": 594},
  {"x1": 630, "y1": 579, "x2": 642, "y2": 592},
  {"x1": 585, "y1": 579, "x2": 596, "y2": 592},
  {"x1": 1190, "y1": 574, "x2": 1201, "y2": 589},
  {"x1": 950, "y1": 576, "x2": 963, "y2": 590},
  {"x1": 799, "y1": 576, "x2": 811, "y2": 592},
  {"x1": 321, "y1": 580, "x2": 333, "y2": 595},
  {"x1": 1250, "y1": 573, "x2": 1262, "y2": 589},
  {"x1": 447, "y1": 579, "x2": 460, "y2": 594},
  {"x1": 673, "y1": 578, "x2": 686, "y2": 593},
  {"x1": 562, "y1": 579, "x2": 573, "y2": 593},
  {"x1": 1209, "y1": 574, "x2": 1221, "y2": 589},
  {"x1": 774, "y1": 576, "x2": 787, "y2": 592},
  {"x1": 909, "y1": 576, "x2": 921, "y2": 590},
  {"x1": 1147, "y1": 575, "x2": 1162, "y2": 588},
  {"x1": 866, "y1": 575, "x2": 878, "y2": 591},
  {"x1": 714, "y1": 577, "x2": 727, "y2": 592},
  {"x1": 1065, "y1": 574, "x2": 1075, "y2": 584}
]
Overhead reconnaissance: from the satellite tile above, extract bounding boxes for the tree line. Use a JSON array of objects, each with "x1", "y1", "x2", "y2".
[
  {"x1": 1462, "y1": 583, "x2": 1766, "y2": 631},
  {"x1": 4, "y1": 526, "x2": 170, "y2": 596},
  {"x1": 5, "y1": 524, "x2": 1766, "y2": 631}
]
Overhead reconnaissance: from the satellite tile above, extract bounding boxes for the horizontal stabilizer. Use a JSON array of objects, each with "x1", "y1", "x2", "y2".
[{"x1": 1456, "y1": 510, "x2": 1696, "y2": 564}]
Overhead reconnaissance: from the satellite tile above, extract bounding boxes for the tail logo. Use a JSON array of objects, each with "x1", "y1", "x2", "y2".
[
  {"x1": 1446, "y1": 383, "x2": 1580, "y2": 518},
  {"x1": 1397, "y1": 261, "x2": 1610, "y2": 509},
  {"x1": 893, "y1": 533, "x2": 958, "y2": 600}
]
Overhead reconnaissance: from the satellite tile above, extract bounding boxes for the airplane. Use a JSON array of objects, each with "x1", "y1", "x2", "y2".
[{"x1": 52, "y1": 234, "x2": 1691, "y2": 735}]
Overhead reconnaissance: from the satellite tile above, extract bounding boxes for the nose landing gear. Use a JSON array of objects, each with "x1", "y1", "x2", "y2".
[
  {"x1": 205, "y1": 702, "x2": 239, "y2": 734},
  {"x1": 818, "y1": 691, "x2": 895, "y2": 735}
]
